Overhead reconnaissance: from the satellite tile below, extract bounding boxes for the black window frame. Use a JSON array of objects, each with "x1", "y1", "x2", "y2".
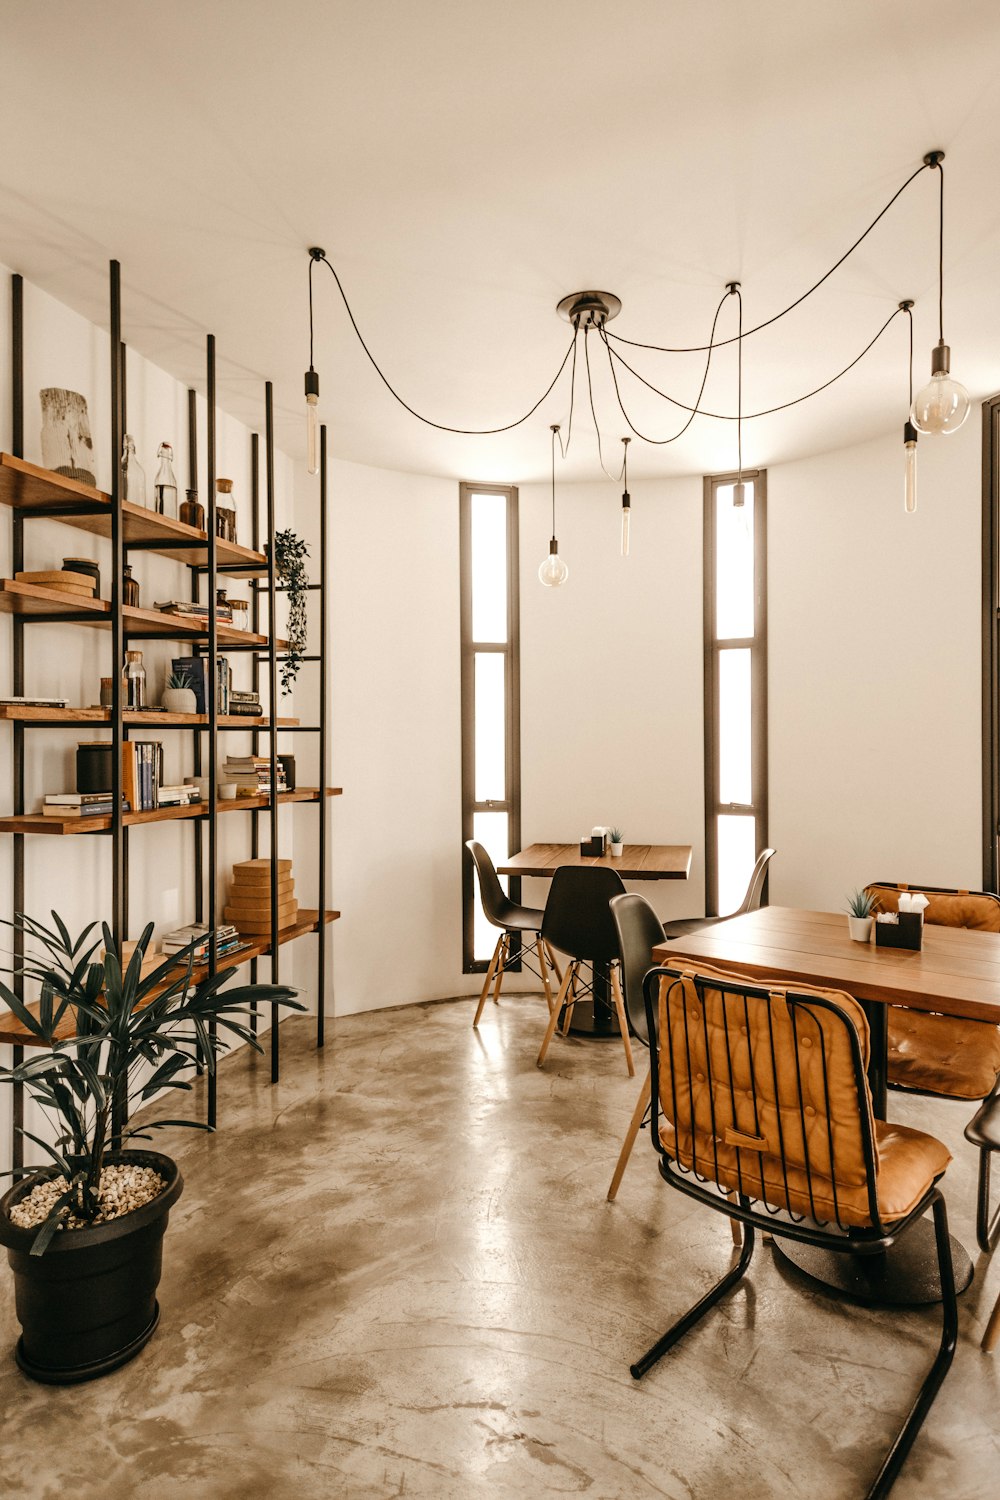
[
  {"x1": 459, "y1": 481, "x2": 522, "y2": 972},
  {"x1": 703, "y1": 468, "x2": 769, "y2": 916}
]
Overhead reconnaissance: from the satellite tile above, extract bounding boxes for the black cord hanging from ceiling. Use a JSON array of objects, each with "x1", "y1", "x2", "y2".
[
  {"x1": 603, "y1": 287, "x2": 731, "y2": 444},
  {"x1": 603, "y1": 159, "x2": 932, "y2": 355}
]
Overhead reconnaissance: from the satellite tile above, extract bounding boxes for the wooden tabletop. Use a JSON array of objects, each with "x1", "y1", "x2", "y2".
[
  {"x1": 499, "y1": 842, "x2": 693, "y2": 881},
  {"x1": 651, "y1": 905, "x2": 1000, "y2": 1025}
]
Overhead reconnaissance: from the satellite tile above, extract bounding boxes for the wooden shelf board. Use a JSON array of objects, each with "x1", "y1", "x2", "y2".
[
  {"x1": 0, "y1": 909, "x2": 341, "y2": 1048},
  {"x1": 0, "y1": 787, "x2": 341, "y2": 836},
  {"x1": 0, "y1": 579, "x2": 285, "y2": 648},
  {"x1": 0, "y1": 706, "x2": 300, "y2": 728},
  {"x1": 0, "y1": 454, "x2": 268, "y2": 576}
]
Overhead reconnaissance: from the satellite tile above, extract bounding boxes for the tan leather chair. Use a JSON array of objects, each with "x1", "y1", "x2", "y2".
[
  {"x1": 865, "y1": 881, "x2": 1000, "y2": 1251},
  {"x1": 631, "y1": 958, "x2": 957, "y2": 1499}
]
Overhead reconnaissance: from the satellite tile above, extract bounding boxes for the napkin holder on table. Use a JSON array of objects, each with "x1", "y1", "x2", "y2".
[
  {"x1": 580, "y1": 828, "x2": 606, "y2": 858},
  {"x1": 875, "y1": 892, "x2": 928, "y2": 951}
]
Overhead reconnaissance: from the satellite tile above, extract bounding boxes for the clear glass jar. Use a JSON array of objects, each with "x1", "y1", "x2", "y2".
[
  {"x1": 122, "y1": 651, "x2": 146, "y2": 710},
  {"x1": 153, "y1": 442, "x2": 178, "y2": 518},
  {"x1": 122, "y1": 434, "x2": 146, "y2": 507}
]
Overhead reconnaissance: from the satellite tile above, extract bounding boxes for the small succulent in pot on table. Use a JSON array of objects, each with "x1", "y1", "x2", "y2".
[
  {"x1": 0, "y1": 912, "x2": 301, "y2": 1384},
  {"x1": 845, "y1": 888, "x2": 876, "y2": 943},
  {"x1": 608, "y1": 827, "x2": 624, "y2": 857},
  {"x1": 162, "y1": 670, "x2": 198, "y2": 716}
]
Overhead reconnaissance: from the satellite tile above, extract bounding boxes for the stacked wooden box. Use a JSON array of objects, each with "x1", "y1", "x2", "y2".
[{"x1": 224, "y1": 858, "x2": 297, "y2": 935}]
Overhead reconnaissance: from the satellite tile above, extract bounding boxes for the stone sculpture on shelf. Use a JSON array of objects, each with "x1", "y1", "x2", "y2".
[{"x1": 39, "y1": 388, "x2": 96, "y2": 485}]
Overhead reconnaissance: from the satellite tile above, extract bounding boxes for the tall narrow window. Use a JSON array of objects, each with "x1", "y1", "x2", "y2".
[
  {"x1": 982, "y1": 392, "x2": 1000, "y2": 890},
  {"x1": 460, "y1": 484, "x2": 521, "y2": 970},
  {"x1": 704, "y1": 471, "x2": 768, "y2": 915}
]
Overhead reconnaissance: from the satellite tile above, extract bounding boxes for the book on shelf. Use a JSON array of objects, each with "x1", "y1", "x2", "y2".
[
  {"x1": 122, "y1": 741, "x2": 163, "y2": 813},
  {"x1": 42, "y1": 799, "x2": 130, "y2": 818},
  {"x1": 171, "y1": 656, "x2": 230, "y2": 715},
  {"x1": 160, "y1": 922, "x2": 243, "y2": 958},
  {"x1": 156, "y1": 600, "x2": 234, "y2": 623},
  {"x1": 0, "y1": 695, "x2": 69, "y2": 709}
]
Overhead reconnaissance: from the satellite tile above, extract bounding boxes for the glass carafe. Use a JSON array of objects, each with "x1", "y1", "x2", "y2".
[{"x1": 122, "y1": 651, "x2": 147, "y2": 710}]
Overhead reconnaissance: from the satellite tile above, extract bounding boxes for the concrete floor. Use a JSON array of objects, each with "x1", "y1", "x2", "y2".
[{"x1": 1, "y1": 993, "x2": 999, "y2": 1499}]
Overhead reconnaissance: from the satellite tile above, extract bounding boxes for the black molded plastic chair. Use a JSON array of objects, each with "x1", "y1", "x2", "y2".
[
  {"x1": 605, "y1": 893, "x2": 663, "y2": 1199},
  {"x1": 632, "y1": 959, "x2": 957, "y2": 1500},
  {"x1": 536, "y1": 865, "x2": 633, "y2": 1076},
  {"x1": 466, "y1": 840, "x2": 562, "y2": 1027},
  {"x1": 660, "y1": 846, "x2": 776, "y2": 940}
]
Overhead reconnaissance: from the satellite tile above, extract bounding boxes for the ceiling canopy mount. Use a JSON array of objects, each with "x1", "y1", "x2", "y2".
[{"x1": 556, "y1": 290, "x2": 622, "y2": 329}]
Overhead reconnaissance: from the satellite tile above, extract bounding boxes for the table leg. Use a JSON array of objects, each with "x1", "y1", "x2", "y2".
[
  {"x1": 860, "y1": 997, "x2": 888, "y2": 1118},
  {"x1": 566, "y1": 960, "x2": 619, "y2": 1038}
]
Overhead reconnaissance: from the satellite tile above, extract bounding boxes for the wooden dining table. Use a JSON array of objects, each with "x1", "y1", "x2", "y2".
[
  {"x1": 500, "y1": 842, "x2": 693, "y2": 1034},
  {"x1": 651, "y1": 904, "x2": 1000, "y2": 1305}
]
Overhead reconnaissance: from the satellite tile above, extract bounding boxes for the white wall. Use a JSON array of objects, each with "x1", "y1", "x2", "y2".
[
  {"x1": 518, "y1": 474, "x2": 707, "y2": 926},
  {"x1": 768, "y1": 419, "x2": 982, "y2": 907}
]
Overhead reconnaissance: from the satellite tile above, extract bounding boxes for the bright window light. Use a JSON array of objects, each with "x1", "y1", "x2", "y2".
[{"x1": 471, "y1": 492, "x2": 508, "y2": 643}]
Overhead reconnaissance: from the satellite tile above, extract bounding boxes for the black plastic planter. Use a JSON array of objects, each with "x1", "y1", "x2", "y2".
[{"x1": 0, "y1": 1150, "x2": 183, "y2": 1384}]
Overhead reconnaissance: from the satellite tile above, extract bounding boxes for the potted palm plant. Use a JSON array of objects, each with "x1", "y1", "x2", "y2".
[{"x1": 0, "y1": 913, "x2": 300, "y2": 1384}]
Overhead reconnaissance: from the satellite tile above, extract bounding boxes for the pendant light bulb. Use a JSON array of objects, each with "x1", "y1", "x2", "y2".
[
  {"x1": 903, "y1": 421, "x2": 918, "y2": 513},
  {"x1": 911, "y1": 342, "x2": 970, "y2": 435},
  {"x1": 620, "y1": 436, "x2": 631, "y2": 557},
  {"x1": 305, "y1": 368, "x2": 320, "y2": 475},
  {"x1": 538, "y1": 538, "x2": 569, "y2": 588},
  {"x1": 539, "y1": 423, "x2": 568, "y2": 586}
]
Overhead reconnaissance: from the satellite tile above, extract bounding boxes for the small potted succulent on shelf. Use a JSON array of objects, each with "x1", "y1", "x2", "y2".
[
  {"x1": 0, "y1": 913, "x2": 301, "y2": 1384},
  {"x1": 608, "y1": 827, "x2": 624, "y2": 857},
  {"x1": 161, "y1": 669, "x2": 197, "y2": 716},
  {"x1": 845, "y1": 888, "x2": 877, "y2": 943}
]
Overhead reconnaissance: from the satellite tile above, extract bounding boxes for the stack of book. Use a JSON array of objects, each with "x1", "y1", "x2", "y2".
[
  {"x1": 122, "y1": 741, "x2": 163, "y2": 812},
  {"x1": 228, "y1": 689, "x2": 262, "y2": 718},
  {"x1": 224, "y1": 859, "x2": 297, "y2": 935},
  {"x1": 43, "y1": 792, "x2": 129, "y2": 819},
  {"x1": 158, "y1": 783, "x2": 200, "y2": 809},
  {"x1": 171, "y1": 656, "x2": 230, "y2": 714},
  {"x1": 156, "y1": 599, "x2": 233, "y2": 624},
  {"x1": 160, "y1": 923, "x2": 246, "y2": 964},
  {"x1": 222, "y1": 754, "x2": 287, "y2": 797}
]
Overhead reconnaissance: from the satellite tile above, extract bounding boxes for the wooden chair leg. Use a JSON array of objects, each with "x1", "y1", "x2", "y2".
[
  {"x1": 491, "y1": 932, "x2": 509, "y2": 1004},
  {"x1": 982, "y1": 1289, "x2": 1000, "y2": 1353},
  {"x1": 544, "y1": 941, "x2": 564, "y2": 986},
  {"x1": 473, "y1": 934, "x2": 504, "y2": 1027},
  {"x1": 538, "y1": 962, "x2": 577, "y2": 1068},
  {"x1": 607, "y1": 1067, "x2": 651, "y2": 1201},
  {"x1": 561, "y1": 966, "x2": 579, "y2": 1035},
  {"x1": 533, "y1": 934, "x2": 555, "y2": 1013},
  {"x1": 611, "y1": 964, "x2": 635, "y2": 1078}
]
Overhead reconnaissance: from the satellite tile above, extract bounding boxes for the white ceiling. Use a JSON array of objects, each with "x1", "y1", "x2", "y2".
[{"x1": 3, "y1": 0, "x2": 1000, "y2": 483}]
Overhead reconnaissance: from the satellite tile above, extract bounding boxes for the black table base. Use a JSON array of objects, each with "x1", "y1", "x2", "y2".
[{"x1": 771, "y1": 1222, "x2": 973, "y2": 1306}]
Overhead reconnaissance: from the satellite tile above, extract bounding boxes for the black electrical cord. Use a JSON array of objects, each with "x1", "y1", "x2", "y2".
[
  {"x1": 317, "y1": 255, "x2": 576, "y2": 434},
  {"x1": 583, "y1": 328, "x2": 623, "y2": 481},
  {"x1": 600, "y1": 304, "x2": 906, "y2": 422},
  {"x1": 906, "y1": 302, "x2": 914, "y2": 405},
  {"x1": 936, "y1": 161, "x2": 945, "y2": 343},
  {"x1": 604, "y1": 158, "x2": 932, "y2": 354},
  {"x1": 602, "y1": 287, "x2": 731, "y2": 445},
  {"x1": 554, "y1": 333, "x2": 579, "y2": 459},
  {"x1": 735, "y1": 284, "x2": 743, "y2": 481}
]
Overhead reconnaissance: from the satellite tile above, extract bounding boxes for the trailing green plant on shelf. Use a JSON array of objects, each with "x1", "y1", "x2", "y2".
[
  {"x1": 0, "y1": 913, "x2": 301, "y2": 1254},
  {"x1": 272, "y1": 528, "x2": 310, "y2": 695},
  {"x1": 845, "y1": 888, "x2": 877, "y2": 919}
]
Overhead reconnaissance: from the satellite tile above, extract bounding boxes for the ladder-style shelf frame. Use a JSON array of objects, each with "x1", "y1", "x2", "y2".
[{"x1": 2, "y1": 264, "x2": 335, "y2": 1171}]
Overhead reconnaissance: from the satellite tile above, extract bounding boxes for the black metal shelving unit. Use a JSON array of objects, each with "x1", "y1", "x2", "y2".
[{"x1": 1, "y1": 262, "x2": 337, "y2": 1171}]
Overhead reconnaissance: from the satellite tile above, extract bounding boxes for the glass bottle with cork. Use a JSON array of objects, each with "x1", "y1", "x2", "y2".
[
  {"x1": 153, "y1": 443, "x2": 179, "y2": 518},
  {"x1": 215, "y1": 478, "x2": 237, "y2": 543}
]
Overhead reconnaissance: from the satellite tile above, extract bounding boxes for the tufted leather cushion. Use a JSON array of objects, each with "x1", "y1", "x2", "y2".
[
  {"x1": 655, "y1": 963, "x2": 950, "y2": 1227},
  {"x1": 865, "y1": 882, "x2": 1000, "y2": 1100}
]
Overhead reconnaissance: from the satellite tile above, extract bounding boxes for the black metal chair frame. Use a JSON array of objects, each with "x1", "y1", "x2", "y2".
[
  {"x1": 634, "y1": 964, "x2": 958, "y2": 1500},
  {"x1": 867, "y1": 879, "x2": 1000, "y2": 1254}
]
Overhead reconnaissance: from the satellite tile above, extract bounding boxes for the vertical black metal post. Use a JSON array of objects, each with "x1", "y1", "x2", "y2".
[
  {"x1": 110, "y1": 261, "x2": 125, "y2": 1145},
  {"x1": 10, "y1": 274, "x2": 24, "y2": 1173},
  {"x1": 206, "y1": 337, "x2": 218, "y2": 1128},
  {"x1": 317, "y1": 424, "x2": 328, "y2": 1047},
  {"x1": 249, "y1": 432, "x2": 260, "y2": 1027},
  {"x1": 188, "y1": 390, "x2": 203, "y2": 919},
  {"x1": 265, "y1": 382, "x2": 280, "y2": 1082},
  {"x1": 120, "y1": 342, "x2": 129, "y2": 939}
]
